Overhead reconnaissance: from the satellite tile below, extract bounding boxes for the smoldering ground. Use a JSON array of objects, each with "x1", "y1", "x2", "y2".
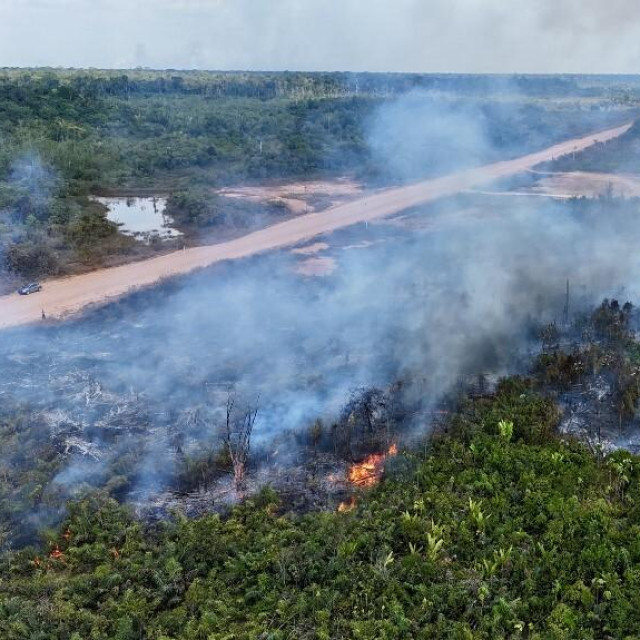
[{"x1": 3, "y1": 192, "x2": 640, "y2": 518}]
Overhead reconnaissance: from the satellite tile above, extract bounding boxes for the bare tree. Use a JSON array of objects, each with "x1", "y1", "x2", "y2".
[{"x1": 222, "y1": 391, "x2": 259, "y2": 493}]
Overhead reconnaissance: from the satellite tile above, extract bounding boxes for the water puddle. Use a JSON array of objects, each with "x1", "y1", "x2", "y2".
[{"x1": 94, "y1": 196, "x2": 182, "y2": 242}]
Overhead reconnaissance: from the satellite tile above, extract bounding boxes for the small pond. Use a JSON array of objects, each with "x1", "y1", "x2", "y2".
[{"x1": 94, "y1": 196, "x2": 182, "y2": 242}]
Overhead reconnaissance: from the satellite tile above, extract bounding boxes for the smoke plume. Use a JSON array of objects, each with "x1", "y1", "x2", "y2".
[{"x1": 0, "y1": 88, "x2": 638, "y2": 537}]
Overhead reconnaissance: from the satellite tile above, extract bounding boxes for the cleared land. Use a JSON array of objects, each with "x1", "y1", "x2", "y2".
[
  {"x1": 217, "y1": 178, "x2": 364, "y2": 214},
  {"x1": 0, "y1": 122, "x2": 631, "y2": 330},
  {"x1": 469, "y1": 170, "x2": 640, "y2": 200},
  {"x1": 527, "y1": 170, "x2": 640, "y2": 199}
]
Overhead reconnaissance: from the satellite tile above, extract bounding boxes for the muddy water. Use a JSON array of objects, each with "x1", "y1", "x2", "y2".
[{"x1": 94, "y1": 196, "x2": 182, "y2": 241}]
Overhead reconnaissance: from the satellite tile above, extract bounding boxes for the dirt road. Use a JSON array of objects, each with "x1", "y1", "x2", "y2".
[{"x1": 0, "y1": 122, "x2": 631, "y2": 330}]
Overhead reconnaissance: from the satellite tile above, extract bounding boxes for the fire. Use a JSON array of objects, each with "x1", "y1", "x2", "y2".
[
  {"x1": 348, "y1": 452, "x2": 386, "y2": 487},
  {"x1": 338, "y1": 496, "x2": 356, "y2": 513},
  {"x1": 346, "y1": 443, "x2": 398, "y2": 488}
]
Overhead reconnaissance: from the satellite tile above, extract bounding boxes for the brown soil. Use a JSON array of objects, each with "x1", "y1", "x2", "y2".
[
  {"x1": 0, "y1": 122, "x2": 631, "y2": 330},
  {"x1": 217, "y1": 178, "x2": 365, "y2": 214}
]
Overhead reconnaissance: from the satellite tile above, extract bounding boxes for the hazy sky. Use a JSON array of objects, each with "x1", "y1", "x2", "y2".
[{"x1": 0, "y1": 0, "x2": 638, "y2": 73}]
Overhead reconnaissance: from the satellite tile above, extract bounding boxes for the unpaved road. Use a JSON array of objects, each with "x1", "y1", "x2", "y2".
[{"x1": 0, "y1": 122, "x2": 631, "y2": 330}]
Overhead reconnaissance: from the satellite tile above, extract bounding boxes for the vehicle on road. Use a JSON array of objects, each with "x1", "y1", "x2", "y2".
[{"x1": 18, "y1": 283, "x2": 42, "y2": 295}]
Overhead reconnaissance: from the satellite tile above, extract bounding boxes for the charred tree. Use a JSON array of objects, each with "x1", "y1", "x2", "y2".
[
  {"x1": 334, "y1": 387, "x2": 393, "y2": 460},
  {"x1": 222, "y1": 391, "x2": 258, "y2": 494}
]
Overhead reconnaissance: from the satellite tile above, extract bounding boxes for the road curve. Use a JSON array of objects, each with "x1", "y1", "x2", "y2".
[{"x1": 0, "y1": 122, "x2": 632, "y2": 330}]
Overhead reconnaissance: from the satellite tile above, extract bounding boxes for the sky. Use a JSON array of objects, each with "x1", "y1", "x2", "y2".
[{"x1": 0, "y1": 0, "x2": 638, "y2": 73}]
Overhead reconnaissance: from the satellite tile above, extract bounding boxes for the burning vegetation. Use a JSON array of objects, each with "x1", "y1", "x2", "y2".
[
  {"x1": 3, "y1": 285, "x2": 640, "y2": 548},
  {"x1": 8, "y1": 313, "x2": 640, "y2": 637},
  {"x1": 346, "y1": 443, "x2": 398, "y2": 488},
  {"x1": 337, "y1": 443, "x2": 399, "y2": 512},
  {"x1": 6, "y1": 182, "x2": 640, "y2": 551}
]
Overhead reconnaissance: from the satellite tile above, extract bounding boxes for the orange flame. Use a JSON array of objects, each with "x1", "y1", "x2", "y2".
[
  {"x1": 346, "y1": 444, "x2": 398, "y2": 488},
  {"x1": 348, "y1": 452, "x2": 386, "y2": 487},
  {"x1": 338, "y1": 496, "x2": 356, "y2": 512}
]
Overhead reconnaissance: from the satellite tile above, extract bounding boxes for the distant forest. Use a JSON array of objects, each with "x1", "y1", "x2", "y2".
[{"x1": 0, "y1": 70, "x2": 635, "y2": 284}]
